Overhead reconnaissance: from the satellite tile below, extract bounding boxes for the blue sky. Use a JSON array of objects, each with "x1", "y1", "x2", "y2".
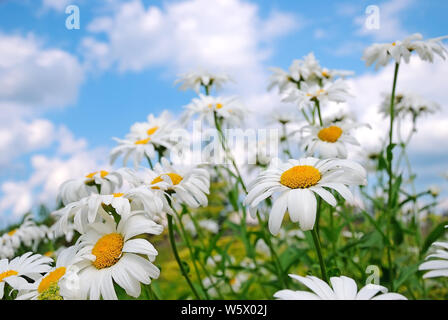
[{"x1": 0, "y1": 0, "x2": 447, "y2": 226}]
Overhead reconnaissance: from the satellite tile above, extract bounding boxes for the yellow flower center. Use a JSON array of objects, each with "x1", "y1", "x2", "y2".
[
  {"x1": 307, "y1": 89, "x2": 325, "y2": 97},
  {"x1": 146, "y1": 126, "x2": 159, "y2": 136},
  {"x1": 392, "y1": 42, "x2": 396, "y2": 46},
  {"x1": 0, "y1": 270, "x2": 18, "y2": 282},
  {"x1": 229, "y1": 278, "x2": 237, "y2": 285},
  {"x1": 92, "y1": 233, "x2": 124, "y2": 269},
  {"x1": 134, "y1": 137, "x2": 151, "y2": 145},
  {"x1": 322, "y1": 71, "x2": 330, "y2": 78},
  {"x1": 208, "y1": 103, "x2": 223, "y2": 110},
  {"x1": 7, "y1": 229, "x2": 17, "y2": 236},
  {"x1": 38, "y1": 267, "x2": 66, "y2": 293},
  {"x1": 86, "y1": 170, "x2": 109, "y2": 179},
  {"x1": 280, "y1": 165, "x2": 321, "y2": 189},
  {"x1": 112, "y1": 193, "x2": 124, "y2": 197},
  {"x1": 44, "y1": 251, "x2": 53, "y2": 257},
  {"x1": 151, "y1": 172, "x2": 183, "y2": 189},
  {"x1": 317, "y1": 126, "x2": 343, "y2": 143}
]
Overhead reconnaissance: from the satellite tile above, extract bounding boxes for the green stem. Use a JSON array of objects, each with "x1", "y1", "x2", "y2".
[
  {"x1": 315, "y1": 99, "x2": 323, "y2": 126},
  {"x1": 213, "y1": 111, "x2": 248, "y2": 193},
  {"x1": 145, "y1": 155, "x2": 154, "y2": 170},
  {"x1": 167, "y1": 214, "x2": 201, "y2": 299},
  {"x1": 255, "y1": 211, "x2": 288, "y2": 288},
  {"x1": 386, "y1": 62, "x2": 400, "y2": 291},
  {"x1": 311, "y1": 228, "x2": 328, "y2": 283}
]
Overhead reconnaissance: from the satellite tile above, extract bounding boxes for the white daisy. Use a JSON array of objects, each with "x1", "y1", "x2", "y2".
[
  {"x1": 362, "y1": 33, "x2": 448, "y2": 69},
  {"x1": 74, "y1": 214, "x2": 163, "y2": 300},
  {"x1": 127, "y1": 158, "x2": 210, "y2": 215},
  {"x1": 244, "y1": 157, "x2": 367, "y2": 234},
  {"x1": 16, "y1": 246, "x2": 82, "y2": 300},
  {"x1": 110, "y1": 112, "x2": 179, "y2": 168},
  {"x1": 268, "y1": 53, "x2": 353, "y2": 93},
  {"x1": 274, "y1": 274, "x2": 407, "y2": 300},
  {"x1": 2, "y1": 216, "x2": 48, "y2": 252},
  {"x1": 379, "y1": 92, "x2": 440, "y2": 119},
  {"x1": 58, "y1": 169, "x2": 124, "y2": 205},
  {"x1": 299, "y1": 121, "x2": 366, "y2": 159},
  {"x1": 282, "y1": 79, "x2": 351, "y2": 110},
  {"x1": 183, "y1": 94, "x2": 247, "y2": 127},
  {"x1": 419, "y1": 239, "x2": 448, "y2": 278},
  {"x1": 0, "y1": 252, "x2": 53, "y2": 299},
  {"x1": 175, "y1": 69, "x2": 232, "y2": 93},
  {"x1": 52, "y1": 191, "x2": 163, "y2": 235}
]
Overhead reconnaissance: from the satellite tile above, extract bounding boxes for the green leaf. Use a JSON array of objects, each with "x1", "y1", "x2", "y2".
[{"x1": 422, "y1": 221, "x2": 448, "y2": 254}]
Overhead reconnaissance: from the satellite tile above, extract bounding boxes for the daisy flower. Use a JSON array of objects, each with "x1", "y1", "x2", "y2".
[
  {"x1": 58, "y1": 169, "x2": 124, "y2": 205},
  {"x1": 268, "y1": 53, "x2": 353, "y2": 93},
  {"x1": 2, "y1": 216, "x2": 48, "y2": 252},
  {"x1": 379, "y1": 92, "x2": 440, "y2": 119},
  {"x1": 0, "y1": 252, "x2": 53, "y2": 299},
  {"x1": 127, "y1": 158, "x2": 210, "y2": 215},
  {"x1": 16, "y1": 246, "x2": 82, "y2": 300},
  {"x1": 183, "y1": 94, "x2": 247, "y2": 127},
  {"x1": 52, "y1": 191, "x2": 163, "y2": 234},
  {"x1": 110, "y1": 111, "x2": 179, "y2": 168},
  {"x1": 299, "y1": 121, "x2": 366, "y2": 159},
  {"x1": 419, "y1": 238, "x2": 448, "y2": 278},
  {"x1": 282, "y1": 79, "x2": 351, "y2": 110},
  {"x1": 74, "y1": 214, "x2": 163, "y2": 300},
  {"x1": 244, "y1": 157, "x2": 367, "y2": 234},
  {"x1": 362, "y1": 33, "x2": 448, "y2": 69},
  {"x1": 175, "y1": 70, "x2": 232, "y2": 93},
  {"x1": 274, "y1": 274, "x2": 407, "y2": 300}
]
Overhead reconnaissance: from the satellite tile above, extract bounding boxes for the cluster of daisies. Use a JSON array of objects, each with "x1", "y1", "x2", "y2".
[
  {"x1": 0, "y1": 157, "x2": 210, "y2": 299},
  {"x1": 1, "y1": 33, "x2": 447, "y2": 300}
]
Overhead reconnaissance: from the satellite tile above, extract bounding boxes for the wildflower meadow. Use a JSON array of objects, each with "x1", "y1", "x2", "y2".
[{"x1": 0, "y1": 0, "x2": 447, "y2": 303}]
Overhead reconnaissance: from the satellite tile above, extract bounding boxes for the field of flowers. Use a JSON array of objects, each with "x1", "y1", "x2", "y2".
[{"x1": 0, "y1": 33, "x2": 447, "y2": 300}]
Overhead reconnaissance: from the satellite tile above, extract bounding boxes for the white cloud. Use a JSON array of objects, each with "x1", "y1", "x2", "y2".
[
  {"x1": 41, "y1": 0, "x2": 72, "y2": 12},
  {"x1": 346, "y1": 54, "x2": 448, "y2": 155},
  {"x1": 0, "y1": 143, "x2": 109, "y2": 224},
  {"x1": 0, "y1": 33, "x2": 84, "y2": 116},
  {"x1": 355, "y1": 0, "x2": 414, "y2": 41},
  {"x1": 82, "y1": 0, "x2": 298, "y2": 77}
]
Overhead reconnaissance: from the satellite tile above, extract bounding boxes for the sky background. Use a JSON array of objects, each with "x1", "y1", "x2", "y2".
[{"x1": 0, "y1": 0, "x2": 447, "y2": 227}]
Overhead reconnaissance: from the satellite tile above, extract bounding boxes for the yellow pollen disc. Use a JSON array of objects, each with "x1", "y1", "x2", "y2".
[
  {"x1": 38, "y1": 267, "x2": 66, "y2": 293},
  {"x1": 208, "y1": 103, "x2": 223, "y2": 110},
  {"x1": 7, "y1": 229, "x2": 17, "y2": 236},
  {"x1": 392, "y1": 42, "x2": 396, "y2": 46},
  {"x1": 317, "y1": 125, "x2": 343, "y2": 143},
  {"x1": 86, "y1": 170, "x2": 108, "y2": 179},
  {"x1": 280, "y1": 165, "x2": 321, "y2": 189},
  {"x1": 151, "y1": 172, "x2": 183, "y2": 189},
  {"x1": 44, "y1": 251, "x2": 53, "y2": 257},
  {"x1": 135, "y1": 137, "x2": 151, "y2": 145},
  {"x1": 229, "y1": 278, "x2": 237, "y2": 285},
  {"x1": 100, "y1": 170, "x2": 109, "y2": 178},
  {"x1": 0, "y1": 270, "x2": 18, "y2": 282},
  {"x1": 146, "y1": 126, "x2": 159, "y2": 136},
  {"x1": 92, "y1": 233, "x2": 124, "y2": 269},
  {"x1": 113, "y1": 193, "x2": 124, "y2": 197},
  {"x1": 306, "y1": 89, "x2": 325, "y2": 97},
  {"x1": 85, "y1": 171, "x2": 97, "y2": 179},
  {"x1": 322, "y1": 71, "x2": 329, "y2": 78}
]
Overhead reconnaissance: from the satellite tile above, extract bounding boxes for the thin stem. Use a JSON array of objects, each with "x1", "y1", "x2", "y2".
[
  {"x1": 311, "y1": 228, "x2": 328, "y2": 283},
  {"x1": 167, "y1": 214, "x2": 201, "y2": 299},
  {"x1": 213, "y1": 111, "x2": 248, "y2": 193},
  {"x1": 255, "y1": 211, "x2": 288, "y2": 288},
  {"x1": 315, "y1": 99, "x2": 323, "y2": 126},
  {"x1": 386, "y1": 62, "x2": 400, "y2": 291},
  {"x1": 145, "y1": 155, "x2": 154, "y2": 170}
]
